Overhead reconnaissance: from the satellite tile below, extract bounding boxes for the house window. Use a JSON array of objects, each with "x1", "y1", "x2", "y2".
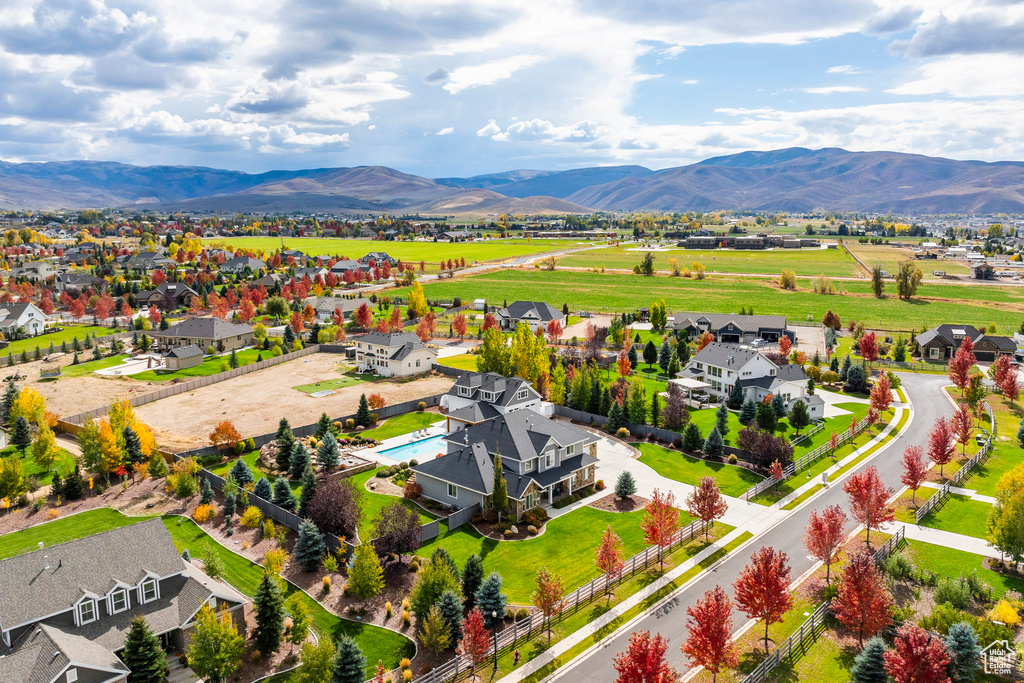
[
  {"x1": 516, "y1": 389, "x2": 527, "y2": 400},
  {"x1": 141, "y1": 579, "x2": 158, "y2": 603},
  {"x1": 66, "y1": 669, "x2": 78, "y2": 683},
  {"x1": 78, "y1": 600, "x2": 96, "y2": 625},
  {"x1": 545, "y1": 453, "x2": 553, "y2": 468},
  {"x1": 930, "y1": 346, "x2": 940, "y2": 359},
  {"x1": 525, "y1": 492, "x2": 537, "y2": 510},
  {"x1": 566, "y1": 444, "x2": 574, "y2": 455},
  {"x1": 110, "y1": 588, "x2": 128, "y2": 614},
  {"x1": 458, "y1": 386, "x2": 471, "y2": 396},
  {"x1": 524, "y1": 460, "x2": 533, "y2": 472},
  {"x1": 448, "y1": 483, "x2": 458, "y2": 498},
  {"x1": 416, "y1": 360, "x2": 421, "y2": 368}
]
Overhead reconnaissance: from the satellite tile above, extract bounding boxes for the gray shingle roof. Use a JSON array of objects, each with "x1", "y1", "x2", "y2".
[
  {"x1": 444, "y1": 411, "x2": 596, "y2": 464},
  {"x1": 415, "y1": 442, "x2": 493, "y2": 496},
  {"x1": 497, "y1": 301, "x2": 563, "y2": 323},
  {"x1": 156, "y1": 317, "x2": 253, "y2": 341},
  {"x1": 166, "y1": 344, "x2": 203, "y2": 359},
  {"x1": 1, "y1": 624, "x2": 128, "y2": 683},
  {"x1": 691, "y1": 342, "x2": 767, "y2": 369},
  {"x1": 448, "y1": 372, "x2": 539, "y2": 408},
  {"x1": 360, "y1": 331, "x2": 422, "y2": 348},
  {"x1": 672, "y1": 312, "x2": 787, "y2": 334}
]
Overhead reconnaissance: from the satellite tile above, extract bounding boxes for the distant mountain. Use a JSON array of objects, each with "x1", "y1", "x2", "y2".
[
  {"x1": 567, "y1": 148, "x2": 1024, "y2": 213},
  {"x1": 5, "y1": 148, "x2": 1024, "y2": 213}
]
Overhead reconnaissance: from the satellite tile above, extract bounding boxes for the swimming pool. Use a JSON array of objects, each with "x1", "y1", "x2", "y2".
[{"x1": 378, "y1": 434, "x2": 448, "y2": 462}]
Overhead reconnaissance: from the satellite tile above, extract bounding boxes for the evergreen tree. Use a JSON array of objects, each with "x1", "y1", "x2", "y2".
[
  {"x1": 1, "y1": 381, "x2": 18, "y2": 425},
  {"x1": 587, "y1": 378, "x2": 602, "y2": 415},
  {"x1": 476, "y1": 572, "x2": 508, "y2": 628},
  {"x1": 615, "y1": 471, "x2": 636, "y2": 499},
  {"x1": 1017, "y1": 417, "x2": 1024, "y2": 448},
  {"x1": 222, "y1": 490, "x2": 236, "y2": 521},
  {"x1": 34, "y1": 346, "x2": 41, "y2": 360},
  {"x1": 63, "y1": 465, "x2": 84, "y2": 500},
  {"x1": 703, "y1": 427, "x2": 724, "y2": 457},
  {"x1": 275, "y1": 421, "x2": 295, "y2": 472},
  {"x1": 643, "y1": 340, "x2": 658, "y2": 368},
  {"x1": 607, "y1": 400, "x2": 626, "y2": 432},
  {"x1": 12, "y1": 416, "x2": 31, "y2": 454},
  {"x1": 330, "y1": 635, "x2": 366, "y2": 683},
  {"x1": 682, "y1": 422, "x2": 703, "y2": 451},
  {"x1": 739, "y1": 398, "x2": 757, "y2": 426},
  {"x1": 316, "y1": 412, "x2": 333, "y2": 439},
  {"x1": 628, "y1": 346, "x2": 638, "y2": 370},
  {"x1": 289, "y1": 442, "x2": 310, "y2": 479},
  {"x1": 650, "y1": 393, "x2": 660, "y2": 427},
  {"x1": 436, "y1": 589, "x2": 464, "y2": 643},
  {"x1": 789, "y1": 400, "x2": 811, "y2": 434},
  {"x1": 677, "y1": 341, "x2": 690, "y2": 366},
  {"x1": 658, "y1": 340, "x2": 672, "y2": 372},
  {"x1": 199, "y1": 478, "x2": 215, "y2": 505},
  {"x1": 849, "y1": 637, "x2": 888, "y2": 683},
  {"x1": 727, "y1": 382, "x2": 744, "y2": 410},
  {"x1": 355, "y1": 394, "x2": 372, "y2": 427},
  {"x1": 829, "y1": 356, "x2": 840, "y2": 373},
  {"x1": 273, "y1": 476, "x2": 298, "y2": 510},
  {"x1": 317, "y1": 435, "x2": 340, "y2": 472},
  {"x1": 298, "y1": 465, "x2": 318, "y2": 518},
  {"x1": 122, "y1": 425, "x2": 143, "y2": 466},
  {"x1": 348, "y1": 543, "x2": 384, "y2": 598},
  {"x1": 283, "y1": 325, "x2": 295, "y2": 346},
  {"x1": 254, "y1": 477, "x2": 273, "y2": 500},
  {"x1": 294, "y1": 520, "x2": 326, "y2": 571},
  {"x1": 462, "y1": 554, "x2": 484, "y2": 610},
  {"x1": 599, "y1": 387, "x2": 612, "y2": 417},
  {"x1": 771, "y1": 394, "x2": 787, "y2": 419},
  {"x1": 121, "y1": 617, "x2": 166, "y2": 683},
  {"x1": 667, "y1": 353, "x2": 681, "y2": 379},
  {"x1": 945, "y1": 622, "x2": 981, "y2": 683},
  {"x1": 93, "y1": 345, "x2": 102, "y2": 361},
  {"x1": 715, "y1": 403, "x2": 730, "y2": 438},
  {"x1": 807, "y1": 377, "x2": 816, "y2": 395},
  {"x1": 253, "y1": 571, "x2": 285, "y2": 656},
  {"x1": 229, "y1": 458, "x2": 255, "y2": 486},
  {"x1": 491, "y1": 449, "x2": 508, "y2": 522},
  {"x1": 755, "y1": 402, "x2": 778, "y2": 432},
  {"x1": 228, "y1": 350, "x2": 239, "y2": 369},
  {"x1": 840, "y1": 354, "x2": 852, "y2": 381}
]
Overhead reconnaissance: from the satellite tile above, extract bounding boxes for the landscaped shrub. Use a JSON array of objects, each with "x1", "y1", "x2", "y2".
[
  {"x1": 672, "y1": 438, "x2": 682, "y2": 449},
  {"x1": 527, "y1": 525, "x2": 538, "y2": 535},
  {"x1": 990, "y1": 600, "x2": 1021, "y2": 627},
  {"x1": 409, "y1": 459, "x2": 418, "y2": 466},
  {"x1": 935, "y1": 577, "x2": 973, "y2": 609},
  {"x1": 376, "y1": 469, "x2": 390, "y2": 478},
  {"x1": 616, "y1": 427, "x2": 630, "y2": 439},
  {"x1": 403, "y1": 481, "x2": 422, "y2": 499},
  {"x1": 192, "y1": 504, "x2": 215, "y2": 523},
  {"x1": 418, "y1": 402, "x2": 427, "y2": 411},
  {"x1": 400, "y1": 461, "x2": 410, "y2": 470},
  {"x1": 240, "y1": 506, "x2": 263, "y2": 527},
  {"x1": 322, "y1": 576, "x2": 331, "y2": 593},
  {"x1": 345, "y1": 418, "x2": 355, "y2": 430},
  {"x1": 516, "y1": 607, "x2": 530, "y2": 620},
  {"x1": 882, "y1": 553, "x2": 915, "y2": 581},
  {"x1": 727, "y1": 454, "x2": 738, "y2": 464},
  {"x1": 595, "y1": 480, "x2": 605, "y2": 491},
  {"x1": 369, "y1": 412, "x2": 379, "y2": 424},
  {"x1": 523, "y1": 507, "x2": 548, "y2": 528}
]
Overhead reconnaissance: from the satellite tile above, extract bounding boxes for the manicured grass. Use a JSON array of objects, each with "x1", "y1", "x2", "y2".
[
  {"x1": 437, "y1": 353, "x2": 479, "y2": 371},
  {"x1": 918, "y1": 494, "x2": 993, "y2": 539},
  {"x1": 906, "y1": 539, "x2": 1024, "y2": 599},
  {"x1": 356, "y1": 411, "x2": 440, "y2": 441},
  {"x1": 846, "y1": 241, "x2": 970, "y2": 276},
  {"x1": 60, "y1": 354, "x2": 131, "y2": 377},
  {"x1": 162, "y1": 515, "x2": 414, "y2": 675},
  {"x1": 131, "y1": 348, "x2": 266, "y2": 382},
  {"x1": 207, "y1": 451, "x2": 302, "y2": 495},
  {"x1": 350, "y1": 467, "x2": 438, "y2": 543},
  {"x1": 635, "y1": 442, "x2": 763, "y2": 497},
  {"x1": 6, "y1": 326, "x2": 112, "y2": 357},
  {"x1": 406, "y1": 269, "x2": 1024, "y2": 331},
  {"x1": 293, "y1": 376, "x2": 361, "y2": 394},
  {"x1": 765, "y1": 631, "x2": 856, "y2": 683},
  {"x1": 960, "y1": 396, "x2": 1023, "y2": 498},
  {"x1": 419, "y1": 505, "x2": 693, "y2": 603},
  {"x1": 559, "y1": 245, "x2": 861, "y2": 277},
  {"x1": 0, "y1": 507, "x2": 152, "y2": 560},
  {"x1": 15, "y1": 444, "x2": 77, "y2": 487}
]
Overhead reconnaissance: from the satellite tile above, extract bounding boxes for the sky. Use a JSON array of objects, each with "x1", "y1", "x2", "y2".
[{"x1": 1, "y1": 0, "x2": 1023, "y2": 177}]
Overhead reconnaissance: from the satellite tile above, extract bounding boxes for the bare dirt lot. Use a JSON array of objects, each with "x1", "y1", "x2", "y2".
[{"x1": 132, "y1": 354, "x2": 454, "y2": 451}]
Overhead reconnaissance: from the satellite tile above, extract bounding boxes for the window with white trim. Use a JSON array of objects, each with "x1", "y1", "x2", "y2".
[
  {"x1": 66, "y1": 669, "x2": 78, "y2": 683},
  {"x1": 458, "y1": 386, "x2": 471, "y2": 396},
  {"x1": 524, "y1": 459, "x2": 533, "y2": 472},
  {"x1": 141, "y1": 579, "x2": 158, "y2": 603},
  {"x1": 545, "y1": 453, "x2": 553, "y2": 468},
  {"x1": 448, "y1": 483, "x2": 458, "y2": 498},
  {"x1": 110, "y1": 588, "x2": 128, "y2": 614},
  {"x1": 516, "y1": 389, "x2": 527, "y2": 400},
  {"x1": 566, "y1": 444, "x2": 574, "y2": 455},
  {"x1": 78, "y1": 600, "x2": 96, "y2": 625}
]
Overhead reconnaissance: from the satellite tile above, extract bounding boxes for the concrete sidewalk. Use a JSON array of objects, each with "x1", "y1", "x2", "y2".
[
  {"x1": 884, "y1": 521, "x2": 1001, "y2": 560},
  {"x1": 919, "y1": 481, "x2": 997, "y2": 504}
]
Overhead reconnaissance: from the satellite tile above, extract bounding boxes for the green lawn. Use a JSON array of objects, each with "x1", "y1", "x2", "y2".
[
  {"x1": 403, "y1": 269, "x2": 1024, "y2": 331},
  {"x1": 7, "y1": 326, "x2": 112, "y2": 356},
  {"x1": 918, "y1": 494, "x2": 993, "y2": 539},
  {"x1": 907, "y1": 539, "x2": 1024, "y2": 599},
  {"x1": 0, "y1": 507, "x2": 151, "y2": 560},
  {"x1": 959, "y1": 397, "x2": 1023, "y2": 497},
  {"x1": 293, "y1": 376, "x2": 361, "y2": 394},
  {"x1": 418, "y1": 505, "x2": 693, "y2": 603},
  {"x1": 635, "y1": 442, "x2": 763, "y2": 497},
  {"x1": 354, "y1": 411, "x2": 440, "y2": 441},
  {"x1": 207, "y1": 451, "x2": 302, "y2": 495},
  {"x1": 559, "y1": 245, "x2": 861, "y2": 277},
  {"x1": 437, "y1": 354, "x2": 479, "y2": 371},
  {"x1": 131, "y1": 348, "x2": 266, "y2": 382},
  {"x1": 350, "y1": 467, "x2": 438, "y2": 543},
  {"x1": 162, "y1": 516, "x2": 414, "y2": 676},
  {"x1": 60, "y1": 354, "x2": 131, "y2": 377}
]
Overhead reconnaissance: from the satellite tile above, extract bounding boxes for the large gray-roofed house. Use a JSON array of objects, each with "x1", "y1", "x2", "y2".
[
  {"x1": 443, "y1": 371, "x2": 543, "y2": 430},
  {"x1": 220, "y1": 255, "x2": 266, "y2": 275},
  {"x1": 355, "y1": 331, "x2": 436, "y2": 378},
  {"x1": 495, "y1": 301, "x2": 566, "y2": 333},
  {"x1": 305, "y1": 296, "x2": 370, "y2": 323},
  {"x1": 914, "y1": 324, "x2": 1016, "y2": 362},
  {"x1": 2, "y1": 623, "x2": 129, "y2": 683},
  {"x1": 153, "y1": 317, "x2": 254, "y2": 352},
  {"x1": 672, "y1": 312, "x2": 792, "y2": 344}
]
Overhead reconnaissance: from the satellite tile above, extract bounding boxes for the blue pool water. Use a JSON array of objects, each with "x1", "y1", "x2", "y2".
[{"x1": 378, "y1": 434, "x2": 448, "y2": 462}]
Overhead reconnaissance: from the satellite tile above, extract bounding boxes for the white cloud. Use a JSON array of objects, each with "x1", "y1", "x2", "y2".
[
  {"x1": 443, "y1": 54, "x2": 543, "y2": 94},
  {"x1": 805, "y1": 85, "x2": 868, "y2": 94},
  {"x1": 434, "y1": 127, "x2": 454, "y2": 136},
  {"x1": 488, "y1": 118, "x2": 605, "y2": 143},
  {"x1": 826, "y1": 64, "x2": 862, "y2": 74},
  {"x1": 476, "y1": 119, "x2": 501, "y2": 137},
  {"x1": 682, "y1": 79, "x2": 699, "y2": 85},
  {"x1": 888, "y1": 54, "x2": 1024, "y2": 98}
]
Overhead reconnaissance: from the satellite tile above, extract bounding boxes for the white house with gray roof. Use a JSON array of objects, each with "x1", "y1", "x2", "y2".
[
  {"x1": 0, "y1": 303, "x2": 46, "y2": 339},
  {"x1": 0, "y1": 520, "x2": 247, "y2": 683},
  {"x1": 672, "y1": 312, "x2": 792, "y2": 344},
  {"x1": 354, "y1": 331, "x2": 436, "y2": 377},
  {"x1": 442, "y1": 371, "x2": 543, "y2": 430},
  {"x1": 495, "y1": 301, "x2": 565, "y2": 333}
]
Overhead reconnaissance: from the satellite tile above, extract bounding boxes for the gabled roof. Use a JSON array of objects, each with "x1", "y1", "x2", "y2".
[
  {"x1": 221, "y1": 256, "x2": 265, "y2": 271},
  {"x1": 360, "y1": 331, "x2": 423, "y2": 348},
  {"x1": 918, "y1": 324, "x2": 982, "y2": 348},
  {"x1": 415, "y1": 442, "x2": 493, "y2": 496},
  {"x1": 0, "y1": 303, "x2": 42, "y2": 325},
  {"x1": 137, "y1": 281, "x2": 198, "y2": 301},
  {"x1": 448, "y1": 371, "x2": 540, "y2": 407},
  {"x1": 166, "y1": 344, "x2": 203, "y2": 359},
  {"x1": 975, "y1": 334, "x2": 1016, "y2": 351},
  {"x1": 307, "y1": 296, "x2": 368, "y2": 313},
  {"x1": 155, "y1": 317, "x2": 253, "y2": 341},
  {"x1": 445, "y1": 411, "x2": 596, "y2": 464},
  {"x1": 1, "y1": 623, "x2": 128, "y2": 683},
  {"x1": 330, "y1": 259, "x2": 363, "y2": 272},
  {"x1": 691, "y1": 342, "x2": 770, "y2": 370},
  {"x1": 447, "y1": 401, "x2": 502, "y2": 424},
  {"x1": 672, "y1": 312, "x2": 787, "y2": 333},
  {"x1": 497, "y1": 301, "x2": 563, "y2": 323}
]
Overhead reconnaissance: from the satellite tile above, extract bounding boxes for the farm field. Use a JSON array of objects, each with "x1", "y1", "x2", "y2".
[
  {"x1": 217, "y1": 236, "x2": 588, "y2": 267},
  {"x1": 559, "y1": 245, "x2": 862, "y2": 277},
  {"x1": 406, "y1": 269, "x2": 1024, "y2": 331},
  {"x1": 845, "y1": 241, "x2": 971, "y2": 276}
]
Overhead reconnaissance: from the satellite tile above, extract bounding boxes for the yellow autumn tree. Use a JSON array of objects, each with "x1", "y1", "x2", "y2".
[
  {"x1": 11, "y1": 387, "x2": 46, "y2": 427},
  {"x1": 98, "y1": 420, "x2": 123, "y2": 476},
  {"x1": 109, "y1": 398, "x2": 136, "y2": 436},
  {"x1": 32, "y1": 424, "x2": 58, "y2": 473},
  {"x1": 134, "y1": 422, "x2": 156, "y2": 458}
]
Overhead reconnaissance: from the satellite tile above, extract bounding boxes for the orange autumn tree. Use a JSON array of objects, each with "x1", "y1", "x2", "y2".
[
  {"x1": 595, "y1": 525, "x2": 625, "y2": 600},
  {"x1": 641, "y1": 489, "x2": 683, "y2": 571},
  {"x1": 210, "y1": 421, "x2": 242, "y2": 451},
  {"x1": 833, "y1": 550, "x2": 892, "y2": 646},
  {"x1": 803, "y1": 505, "x2": 847, "y2": 584}
]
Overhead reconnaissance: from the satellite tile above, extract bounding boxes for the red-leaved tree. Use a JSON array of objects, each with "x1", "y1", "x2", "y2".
[
  {"x1": 388, "y1": 307, "x2": 402, "y2": 332},
  {"x1": 1002, "y1": 366, "x2": 1020, "y2": 405},
  {"x1": 928, "y1": 416, "x2": 955, "y2": 477},
  {"x1": 992, "y1": 354, "x2": 1012, "y2": 389},
  {"x1": 681, "y1": 586, "x2": 737, "y2": 683},
  {"x1": 843, "y1": 466, "x2": 894, "y2": 548},
  {"x1": 546, "y1": 318, "x2": 563, "y2": 345},
  {"x1": 452, "y1": 313, "x2": 468, "y2": 340},
  {"x1": 833, "y1": 550, "x2": 892, "y2": 646},
  {"x1": 884, "y1": 624, "x2": 951, "y2": 683},
  {"x1": 950, "y1": 403, "x2": 973, "y2": 458},
  {"x1": 458, "y1": 608, "x2": 492, "y2": 677},
  {"x1": 617, "y1": 349, "x2": 632, "y2": 378},
  {"x1": 612, "y1": 631, "x2": 679, "y2": 683},
  {"x1": 355, "y1": 303, "x2": 373, "y2": 330},
  {"x1": 901, "y1": 445, "x2": 928, "y2": 505},
  {"x1": 481, "y1": 313, "x2": 499, "y2": 332},
  {"x1": 870, "y1": 373, "x2": 893, "y2": 413},
  {"x1": 778, "y1": 335, "x2": 792, "y2": 357},
  {"x1": 859, "y1": 331, "x2": 879, "y2": 365},
  {"x1": 768, "y1": 460, "x2": 785, "y2": 491},
  {"x1": 948, "y1": 339, "x2": 975, "y2": 395},
  {"x1": 596, "y1": 525, "x2": 625, "y2": 600},
  {"x1": 686, "y1": 476, "x2": 728, "y2": 540},
  {"x1": 532, "y1": 567, "x2": 565, "y2": 645},
  {"x1": 733, "y1": 546, "x2": 793, "y2": 654},
  {"x1": 803, "y1": 505, "x2": 847, "y2": 584},
  {"x1": 641, "y1": 489, "x2": 683, "y2": 571},
  {"x1": 697, "y1": 331, "x2": 714, "y2": 351}
]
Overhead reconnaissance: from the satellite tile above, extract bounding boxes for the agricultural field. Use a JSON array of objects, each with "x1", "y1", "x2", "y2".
[
  {"x1": 406, "y1": 269, "x2": 1024, "y2": 331},
  {"x1": 845, "y1": 241, "x2": 971, "y2": 276},
  {"x1": 559, "y1": 245, "x2": 862, "y2": 278},
  {"x1": 217, "y1": 236, "x2": 589, "y2": 268}
]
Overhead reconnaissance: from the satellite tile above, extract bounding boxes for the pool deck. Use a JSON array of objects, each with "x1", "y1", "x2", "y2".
[{"x1": 355, "y1": 420, "x2": 448, "y2": 466}]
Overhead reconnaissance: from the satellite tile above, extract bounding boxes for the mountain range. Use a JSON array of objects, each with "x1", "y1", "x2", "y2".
[{"x1": 4, "y1": 147, "x2": 1024, "y2": 214}]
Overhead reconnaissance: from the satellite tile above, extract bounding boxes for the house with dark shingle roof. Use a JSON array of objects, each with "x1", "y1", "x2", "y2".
[
  {"x1": 914, "y1": 324, "x2": 1015, "y2": 362},
  {"x1": 163, "y1": 344, "x2": 204, "y2": 371},
  {"x1": 413, "y1": 410, "x2": 598, "y2": 519},
  {"x1": 0, "y1": 303, "x2": 46, "y2": 338},
  {"x1": 219, "y1": 256, "x2": 266, "y2": 276},
  {"x1": 305, "y1": 296, "x2": 370, "y2": 324},
  {"x1": 354, "y1": 331, "x2": 436, "y2": 377},
  {"x1": 443, "y1": 371, "x2": 543, "y2": 430},
  {"x1": 671, "y1": 312, "x2": 792, "y2": 344},
  {"x1": 495, "y1": 301, "x2": 565, "y2": 333},
  {"x1": 153, "y1": 317, "x2": 254, "y2": 352},
  {"x1": 135, "y1": 282, "x2": 198, "y2": 309},
  {"x1": 0, "y1": 520, "x2": 246, "y2": 683}
]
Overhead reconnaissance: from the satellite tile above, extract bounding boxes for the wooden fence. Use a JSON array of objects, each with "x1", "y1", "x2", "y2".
[
  {"x1": 915, "y1": 402, "x2": 995, "y2": 524},
  {"x1": 412, "y1": 518, "x2": 709, "y2": 683},
  {"x1": 742, "y1": 526, "x2": 906, "y2": 683}
]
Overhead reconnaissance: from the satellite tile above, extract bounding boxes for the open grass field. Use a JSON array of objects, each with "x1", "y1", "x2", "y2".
[
  {"x1": 60, "y1": 353, "x2": 131, "y2": 377},
  {"x1": 350, "y1": 467, "x2": 437, "y2": 542},
  {"x1": 635, "y1": 442, "x2": 763, "y2": 496},
  {"x1": 406, "y1": 269, "x2": 1024, "y2": 331},
  {"x1": 918, "y1": 493, "x2": 992, "y2": 539},
  {"x1": 437, "y1": 353, "x2": 478, "y2": 371},
  {"x1": 7, "y1": 326, "x2": 112, "y2": 357},
  {"x1": 293, "y1": 376, "x2": 361, "y2": 393},
  {"x1": 961, "y1": 395, "x2": 1024, "y2": 497},
  {"x1": 559, "y1": 245, "x2": 862, "y2": 278},
  {"x1": 218, "y1": 237, "x2": 587, "y2": 267},
  {"x1": 355, "y1": 411, "x2": 440, "y2": 441},
  {"x1": 12, "y1": 443, "x2": 77, "y2": 486},
  {"x1": 845, "y1": 241, "x2": 971, "y2": 276}
]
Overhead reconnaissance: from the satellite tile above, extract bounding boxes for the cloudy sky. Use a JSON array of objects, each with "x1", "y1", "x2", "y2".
[{"x1": 1, "y1": 0, "x2": 1023, "y2": 176}]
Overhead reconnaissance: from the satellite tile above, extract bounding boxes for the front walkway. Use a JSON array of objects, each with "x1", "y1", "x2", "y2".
[
  {"x1": 920, "y1": 481, "x2": 997, "y2": 504},
  {"x1": 883, "y1": 521, "x2": 1001, "y2": 560}
]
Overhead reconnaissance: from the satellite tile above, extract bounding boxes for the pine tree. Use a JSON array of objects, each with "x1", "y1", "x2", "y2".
[
  {"x1": 599, "y1": 387, "x2": 611, "y2": 416},
  {"x1": 349, "y1": 543, "x2": 385, "y2": 598},
  {"x1": 772, "y1": 393, "x2": 787, "y2": 419},
  {"x1": 289, "y1": 442, "x2": 310, "y2": 479},
  {"x1": 12, "y1": 416, "x2": 31, "y2": 454},
  {"x1": 830, "y1": 356, "x2": 840, "y2": 373},
  {"x1": 727, "y1": 382, "x2": 744, "y2": 410},
  {"x1": 615, "y1": 471, "x2": 637, "y2": 499},
  {"x1": 420, "y1": 605, "x2": 452, "y2": 654},
  {"x1": 739, "y1": 398, "x2": 756, "y2": 426},
  {"x1": 230, "y1": 457, "x2": 255, "y2": 486},
  {"x1": 462, "y1": 554, "x2": 484, "y2": 610},
  {"x1": 229, "y1": 350, "x2": 239, "y2": 369},
  {"x1": 275, "y1": 419, "x2": 295, "y2": 471},
  {"x1": 121, "y1": 617, "x2": 166, "y2": 683},
  {"x1": 199, "y1": 478, "x2": 215, "y2": 505},
  {"x1": 491, "y1": 449, "x2": 508, "y2": 522},
  {"x1": 331, "y1": 635, "x2": 366, "y2": 683},
  {"x1": 650, "y1": 393, "x2": 661, "y2": 427},
  {"x1": 273, "y1": 476, "x2": 298, "y2": 511},
  {"x1": 316, "y1": 412, "x2": 333, "y2": 439},
  {"x1": 658, "y1": 340, "x2": 672, "y2": 371},
  {"x1": 715, "y1": 404, "x2": 730, "y2": 438},
  {"x1": 294, "y1": 520, "x2": 326, "y2": 572},
  {"x1": 298, "y1": 465, "x2": 318, "y2": 518},
  {"x1": 63, "y1": 465, "x2": 84, "y2": 500},
  {"x1": 222, "y1": 490, "x2": 236, "y2": 521},
  {"x1": 945, "y1": 622, "x2": 981, "y2": 683},
  {"x1": 1, "y1": 381, "x2": 17, "y2": 425},
  {"x1": 682, "y1": 422, "x2": 703, "y2": 451},
  {"x1": 1017, "y1": 417, "x2": 1024, "y2": 448},
  {"x1": 355, "y1": 394, "x2": 372, "y2": 427},
  {"x1": 850, "y1": 637, "x2": 889, "y2": 683},
  {"x1": 436, "y1": 589, "x2": 463, "y2": 643},
  {"x1": 607, "y1": 400, "x2": 626, "y2": 432},
  {"x1": 840, "y1": 354, "x2": 852, "y2": 381},
  {"x1": 122, "y1": 425, "x2": 143, "y2": 466},
  {"x1": 253, "y1": 571, "x2": 285, "y2": 656},
  {"x1": 254, "y1": 477, "x2": 273, "y2": 500},
  {"x1": 317, "y1": 436, "x2": 340, "y2": 473},
  {"x1": 476, "y1": 572, "x2": 508, "y2": 628},
  {"x1": 704, "y1": 428, "x2": 724, "y2": 457},
  {"x1": 628, "y1": 346, "x2": 638, "y2": 369}
]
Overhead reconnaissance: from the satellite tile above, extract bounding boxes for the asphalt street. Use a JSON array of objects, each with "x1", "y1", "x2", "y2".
[{"x1": 547, "y1": 372, "x2": 952, "y2": 682}]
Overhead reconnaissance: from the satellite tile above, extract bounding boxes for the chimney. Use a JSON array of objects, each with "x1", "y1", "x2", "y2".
[{"x1": 44, "y1": 555, "x2": 49, "y2": 570}]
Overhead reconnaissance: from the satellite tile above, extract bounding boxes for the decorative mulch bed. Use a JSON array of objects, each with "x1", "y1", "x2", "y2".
[{"x1": 588, "y1": 493, "x2": 650, "y2": 513}]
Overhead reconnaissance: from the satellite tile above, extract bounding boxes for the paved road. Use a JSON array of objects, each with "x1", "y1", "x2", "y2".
[{"x1": 548, "y1": 373, "x2": 951, "y2": 682}]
